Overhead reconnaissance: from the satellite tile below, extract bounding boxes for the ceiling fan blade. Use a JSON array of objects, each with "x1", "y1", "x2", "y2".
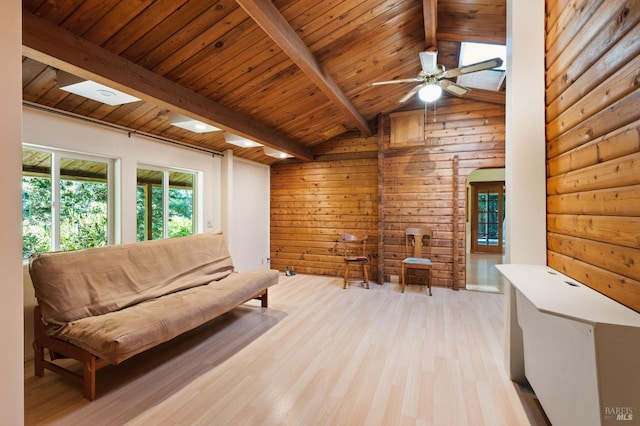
[
  {"x1": 369, "y1": 77, "x2": 422, "y2": 86},
  {"x1": 399, "y1": 84, "x2": 424, "y2": 103},
  {"x1": 419, "y1": 51, "x2": 439, "y2": 73},
  {"x1": 442, "y1": 57, "x2": 503, "y2": 78},
  {"x1": 439, "y1": 80, "x2": 471, "y2": 96}
]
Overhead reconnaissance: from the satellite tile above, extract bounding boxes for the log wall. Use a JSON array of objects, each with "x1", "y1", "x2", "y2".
[
  {"x1": 270, "y1": 134, "x2": 379, "y2": 281},
  {"x1": 381, "y1": 99, "x2": 505, "y2": 288},
  {"x1": 271, "y1": 97, "x2": 505, "y2": 289},
  {"x1": 545, "y1": 0, "x2": 640, "y2": 311}
]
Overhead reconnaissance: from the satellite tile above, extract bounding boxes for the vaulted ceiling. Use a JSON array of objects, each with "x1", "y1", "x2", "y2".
[{"x1": 21, "y1": 0, "x2": 506, "y2": 164}]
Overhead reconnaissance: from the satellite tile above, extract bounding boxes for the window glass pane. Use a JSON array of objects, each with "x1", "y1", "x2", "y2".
[
  {"x1": 136, "y1": 168, "x2": 164, "y2": 241},
  {"x1": 137, "y1": 168, "x2": 196, "y2": 241},
  {"x1": 22, "y1": 149, "x2": 52, "y2": 259},
  {"x1": 59, "y1": 157, "x2": 108, "y2": 251},
  {"x1": 168, "y1": 171, "x2": 194, "y2": 238},
  {"x1": 151, "y1": 184, "x2": 164, "y2": 239},
  {"x1": 487, "y1": 192, "x2": 500, "y2": 246}
]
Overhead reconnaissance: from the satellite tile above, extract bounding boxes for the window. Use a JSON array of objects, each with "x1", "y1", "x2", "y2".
[
  {"x1": 470, "y1": 182, "x2": 505, "y2": 253},
  {"x1": 136, "y1": 166, "x2": 196, "y2": 241},
  {"x1": 22, "y1": 147, "x2": 114, "y2": 259},
  {"x1": 457, "y1": 42, "x2": 507, "y2": 91}
]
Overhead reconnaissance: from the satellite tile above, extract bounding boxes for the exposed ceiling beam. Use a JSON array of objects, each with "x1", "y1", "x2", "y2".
[
  {"x1": 235, "y1": 0, "x2": 372, "y2": 136},
  {"x1": 21, "y1": 11, "x2": 314, "y2": 161},
  {"x1": 462, "y1": 88, "x2": 506, "y2": 105},
  {"x1": 423, "y1": 0, "x2": 437, "y2": 50}
]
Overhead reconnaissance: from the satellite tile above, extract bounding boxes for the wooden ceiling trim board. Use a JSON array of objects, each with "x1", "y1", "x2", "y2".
[
  {"x1": 235, "y1": 0, "x2": 373, "y2": 136},
  {"x1": 424, "y1": 0, "x2": 437, "y2": 49},
  {"x1": 461, "y1": 88, "x2": 506, "y2": 105},
  {"x1": 437, "y1": 30, "x2": 506, "y2": 45},
  {"x1": 22, "y1": 11, "x2": 314, "y2": 161}
]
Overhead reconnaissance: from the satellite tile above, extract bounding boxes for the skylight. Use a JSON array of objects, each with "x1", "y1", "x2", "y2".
[
  {"x1": 459, "y1": 42, "x2": 506, "y2": 70},
  {"x1": 57, "y1": 71, "x2": 141, "y2": 106},
  {"x1": 457, "y1": 42, "x2": 507, "y2": 91}
]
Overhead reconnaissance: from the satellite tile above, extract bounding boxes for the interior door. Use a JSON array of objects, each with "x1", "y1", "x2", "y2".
[{"x1": 471, "y1": 182, "x2": 505, "y2": 253}]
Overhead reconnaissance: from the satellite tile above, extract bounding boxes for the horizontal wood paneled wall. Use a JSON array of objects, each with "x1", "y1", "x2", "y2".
[
  {"x1": 381, "y1": 99, "x2": 505, "y2": 289},
  {"x1": 546, "y1": 0, "x2": 640, "y2": 312},
  {"x1": 271, "y1": 134, "x2": 379, "y2": 281},
  {"x1": 271, "y1": 97, "x2": 505, "y2": 288}
]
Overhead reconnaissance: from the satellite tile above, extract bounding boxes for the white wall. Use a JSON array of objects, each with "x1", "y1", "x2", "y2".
[
  {"x1": 23, "y1": 107, "x2": 222, "y2": 241},
  {"x1": 229, "y1": 158, "x2": 271, "y2": 271},
  {"x1": 504, "y1": 0, "x2": 546, "y2": 382},
  {"x1": 220, "y1": 150, "x2": 271, "y2": 272},
  {"x1": 505, "y1": 0, "x2": 547, "y2": 266},
  {"x1": 1, "y1": 2, "x2": 25, "y2": 422}
]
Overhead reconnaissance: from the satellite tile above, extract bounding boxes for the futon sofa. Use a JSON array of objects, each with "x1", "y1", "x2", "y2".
[{"x1": 29, "y1": 231, "x2": 279, "y2": 400}]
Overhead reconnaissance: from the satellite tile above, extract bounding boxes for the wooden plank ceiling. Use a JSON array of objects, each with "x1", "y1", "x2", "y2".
[{"x1": 21, "y1": 0, "x2": 506, "y2": 164}]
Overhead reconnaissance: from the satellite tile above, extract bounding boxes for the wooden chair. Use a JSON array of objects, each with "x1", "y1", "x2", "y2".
[
  {"x1": 341, "y1": 233, "x2": 369, "y2": 289},
  {"x1": 401, "y1": 228, "x2": 433, "y2": 295}
]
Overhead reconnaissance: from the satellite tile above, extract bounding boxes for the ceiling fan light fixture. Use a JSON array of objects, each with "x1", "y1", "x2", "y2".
[{"x1": 418, "y1": 84, "x2": 442, "y2": 102}]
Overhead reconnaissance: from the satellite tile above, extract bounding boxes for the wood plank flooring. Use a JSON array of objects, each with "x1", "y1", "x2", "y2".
[
  {"x1": 25, "y1": 274, "x2": 550, "y2": 425},
  {"x1": 466, "y1": 253, "x2": 507, "y2": 293}
]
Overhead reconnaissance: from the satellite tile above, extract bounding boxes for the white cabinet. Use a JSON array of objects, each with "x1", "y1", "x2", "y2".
[{"x1": 497, "y1": 264, "x2": 640, "y2": 426}]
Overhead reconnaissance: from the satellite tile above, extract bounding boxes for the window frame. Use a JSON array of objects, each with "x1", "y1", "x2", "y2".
[
  {"x1": 22, "y1": 144, "x2": 116, "y2": 256},
  {"x1": 136, "y1": 163, "x2": 199, "y2": 241}
]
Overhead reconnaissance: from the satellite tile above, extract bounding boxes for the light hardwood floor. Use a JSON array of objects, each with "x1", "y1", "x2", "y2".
[
  {"x1": 466, "y1": 253, "x2": 507, "y2": 293},
  {"x1": 25, "y1": 275, "x2": 550, "y2": 425}
]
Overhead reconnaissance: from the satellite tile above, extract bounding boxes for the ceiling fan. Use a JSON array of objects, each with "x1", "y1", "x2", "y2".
[{"x1": 370, "y1": 51, "x2": 503, "y2": 103}]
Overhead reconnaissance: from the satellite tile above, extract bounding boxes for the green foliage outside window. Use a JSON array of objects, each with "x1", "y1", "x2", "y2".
[
  {"x1": 22, "y1": 176, "x2": 52, "y2": 258},
  {"x1": 22, "y1": 176, "x2": 108, "y2": 258},
  {"x1": 168, "y1": 188, "x2": 193, "y2": 238},
  {"x1": 136, "y1": 171, "x2": 194, "y2": 241},
  {"x1": 58, "y1": 179, "x2": 108, "y2": 252}
]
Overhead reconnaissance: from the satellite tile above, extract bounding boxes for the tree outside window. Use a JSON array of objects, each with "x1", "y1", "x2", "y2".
[
  {"x1": 22, "y1": 148, "x2": 112, "y2": 259},
  {"x1": 137, "y1": 167, "x2": 195, "y2": 241}
]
